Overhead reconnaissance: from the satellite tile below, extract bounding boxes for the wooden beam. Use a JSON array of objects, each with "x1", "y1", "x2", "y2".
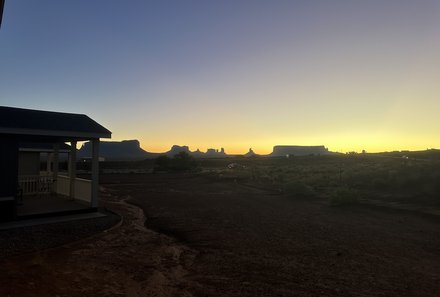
[
  {"x1": 52, "y1": 143, "x2": 59, "y2": 194},
  {"x1": 69, "y1": 141, "x2": 77, "y2": 200},
  {"x1": 91, "y1": 139, "x2": 99, "y2": 208},
  {"x1": 46, "y1": 153, "x2": 53, "y2": 173}
]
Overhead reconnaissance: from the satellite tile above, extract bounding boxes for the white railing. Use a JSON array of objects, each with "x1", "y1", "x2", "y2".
[
  {"x1": 18, "y1": 174, "x2": 92, "y2": 204},
  {"x1": 18, "y1": 174, "x2": 54, "y2": 195},
  {"x1": 56, "y1": 175, "x2": 92, "y2": 203}
]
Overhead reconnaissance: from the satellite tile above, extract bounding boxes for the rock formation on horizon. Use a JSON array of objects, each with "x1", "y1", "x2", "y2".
[
  {"x1": 205, "y1": 147, "x2": 227, "y2": 158},
  {"x1": 244, "y1": 148, "x2": 257, "y2": 157},
  {"x1": 270, "y1": 145, "x2": 329, "y2": 157},
  {"x1": 78, "y1": 139, "x2": 153, "y2": 160},
  {"x1": 192, "y1": 149, "x2": 204, "y2": 158},
  {"x1": 78, "y1": 140, "x2": 331, "y2": 160},
  {"x1": 78, "y1": 141, "x2": 232, "y2": 160},
  {"x1": 166, "y1": 145, "x2": 191, "y2": 156}
]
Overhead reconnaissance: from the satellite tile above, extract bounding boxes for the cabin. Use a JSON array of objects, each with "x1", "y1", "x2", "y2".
[{"x1": 0, "y1": 106, "x2": 111, "y2": 222}]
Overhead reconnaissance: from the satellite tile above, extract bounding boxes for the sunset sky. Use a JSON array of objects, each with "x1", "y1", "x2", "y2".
[{"x1": 1, "y1": 1, "x2": 439, "y2": 154}]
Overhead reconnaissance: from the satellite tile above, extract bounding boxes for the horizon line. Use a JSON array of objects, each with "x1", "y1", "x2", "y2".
[{"x1": 80, "y1": 139, "x2": 439, "y2": 155}]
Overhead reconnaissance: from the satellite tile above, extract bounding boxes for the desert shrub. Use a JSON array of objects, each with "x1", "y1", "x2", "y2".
[
  {"x1": 153, "y1": 152, "x2": 199, "y2": 172},
  {"x1": 304, "y1": 173, "x2": 329, "y2": 188},
  {"x1": 330, "y1": 188, "x2": 359, "y2": 206},
  {"x1": 283, "y1": 180, "x2": 315, "y2": 198},
  {"x1": 153, "y1": 155, "x2": 171, "y2": 172},
  {"x1": 426, "y1": 171, "x2": 440, "y2": 196},
  {"x1": 343, "y1": 169, "x2": 369, "y2": 188},
  {"x1": 217, "y1": 167, "x2": 252, "y2": 181},
  {"x1": 273, "y1": 173, "x2": 286, "y2": 184},
  {"x1": 372, "y1": 177, "x2": 389, "y2": 190},
  {"x1": 172, "y1": 151, "x2": 199, "y2": 171}
]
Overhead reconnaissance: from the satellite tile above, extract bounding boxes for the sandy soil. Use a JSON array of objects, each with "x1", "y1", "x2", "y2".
[{"x1": 0, "y1": 173, "x2": 439, "y2": 297}]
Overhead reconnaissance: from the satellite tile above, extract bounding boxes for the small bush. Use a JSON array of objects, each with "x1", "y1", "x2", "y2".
[
  {"x1": 172, "y1": 151, "x2": 199, "y2": 171},
  {"x1": 153, "y1": 155, "x2": 171, "y2": 172},
  {"x1": 283, "y1": 180, "x2": 315, "y2": 198},
  {"x1": 330, "y1": 188, "x2": 358, "y2": 206},
  {"x1": 153, "y1": 152, "x2": 199, "y2": 172},
  {"x1": 372, "y1": 177, "x2": 389, "y2": 190}
]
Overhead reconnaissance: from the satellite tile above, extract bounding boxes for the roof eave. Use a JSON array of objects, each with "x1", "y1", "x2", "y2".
[{"x1": 0, "y1": 127, "x2": 112, "y2": 140}]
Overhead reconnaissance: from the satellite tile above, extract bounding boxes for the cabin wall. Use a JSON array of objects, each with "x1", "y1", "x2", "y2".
[
  {"x1": 0, "y1": 136, "x2": 18, "y2": 222},
  {"x1": 0, "y1": 137, "x2": 18, "y2": 196},
  {"x1": 18, "y1": 152, "x2": 40, "y2": 176}
]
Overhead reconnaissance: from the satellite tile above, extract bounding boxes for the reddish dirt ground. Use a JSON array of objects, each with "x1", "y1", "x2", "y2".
[
  {"x1": 107, "y1": 173, "x2": 440, "y2": 297},
  {"x1": 0, "y1": 173, "x2": 439, "y2": 297}
]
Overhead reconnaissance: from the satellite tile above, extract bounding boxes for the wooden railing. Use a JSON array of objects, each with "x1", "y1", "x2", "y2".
[
  {"x1": 17, "y1": 174, "x2": 92, "y2": 203},
  {"x1": 56, "y1": 175, "x2": 92, "y2": 203},
  {"x1": 18, "y1": 174, "x2": 54, "y2": 195}
]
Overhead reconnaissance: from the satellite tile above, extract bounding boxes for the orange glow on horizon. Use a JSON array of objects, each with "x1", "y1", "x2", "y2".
[{"x1": 116, "y1": 138, "x2": 439, "y2": 156}]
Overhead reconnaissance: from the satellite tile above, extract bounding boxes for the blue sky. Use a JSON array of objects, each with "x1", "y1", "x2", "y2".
[{"x1": 1, "y1": 0, "x2": 439, "y2": 153}]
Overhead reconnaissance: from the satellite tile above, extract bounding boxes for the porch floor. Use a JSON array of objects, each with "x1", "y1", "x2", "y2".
[{"x1": 17, "y1": 194, "x2": 90, "y2": 217}]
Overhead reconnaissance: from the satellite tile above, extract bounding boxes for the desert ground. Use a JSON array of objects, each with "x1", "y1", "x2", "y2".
[
  {"x1": 105, "y1": 173, "x2": 440, "y2": 297},
  {"x1": 1, "y1": 155, "x2": 440, "y2": 296}
]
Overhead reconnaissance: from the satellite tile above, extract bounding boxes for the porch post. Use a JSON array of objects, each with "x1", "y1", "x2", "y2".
[
  {"x1": 52, "y1": 143, "x2": 59, "y2": 194},
  {"x1": 69, "y1": 140, "x2": 77, "y2": 200},
  {"x1": 46, "y1": 153, "x2": 53, "y2": 174},
  {"x1": 91, "y1": 139, "x2": 100, "y2": 208}
]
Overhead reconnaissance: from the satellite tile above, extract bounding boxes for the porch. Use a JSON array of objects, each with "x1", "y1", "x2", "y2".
[
  {"x1": 17, "y1": 174, "x2": 93, "y2": 218},
  {"x1": 16, "y1": 193, "x2": 91, "y2": 218},
  {"x1": 0, "y1": 106, "x2": 111, "y2": 222}
]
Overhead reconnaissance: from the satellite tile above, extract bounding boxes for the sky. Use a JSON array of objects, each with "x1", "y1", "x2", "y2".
[{"x1": 1, "y1": 0, "x2": 439, "y2": 154}]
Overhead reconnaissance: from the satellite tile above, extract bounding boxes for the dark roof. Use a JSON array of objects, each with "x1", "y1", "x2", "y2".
[{"x1": 0, "y1": 106, "x2": 111, "y2": 140}]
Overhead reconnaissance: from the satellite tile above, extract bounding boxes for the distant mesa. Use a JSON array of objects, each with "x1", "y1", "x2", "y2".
[
  {"x1": 78, "y1": 140, "x2": 232, "y2": 160},
  {"x1": 164, "y1": 145, "x2": 227, "y2": 158},
  {"x1": 192, "y1": 149, "x2": 204, "y2": 158},
  {"x1": 78, "y1": 140, "x2": 331, "y2": 160},
  {"x1": 205, "y1": 147, "x2": 226, "y2": 158},
  {"x1": 270, "y1": 145, "x2": 329, "y2": 157},
  {"x1": 166, "y1": 145, "x2": 191, "y2": 156},
  {"x1": 78, "y1": 139, "x2": 153, "y2": 161}
]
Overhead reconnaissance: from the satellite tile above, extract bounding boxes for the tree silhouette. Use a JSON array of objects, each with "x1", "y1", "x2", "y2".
[{"x1": 153, "y1": 152, "x2": 198, "y2": 172}]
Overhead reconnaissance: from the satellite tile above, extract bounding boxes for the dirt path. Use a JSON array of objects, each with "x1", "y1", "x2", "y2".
[{"x1": 0, "y1": 188, "x2": 198, "y2": 297}]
